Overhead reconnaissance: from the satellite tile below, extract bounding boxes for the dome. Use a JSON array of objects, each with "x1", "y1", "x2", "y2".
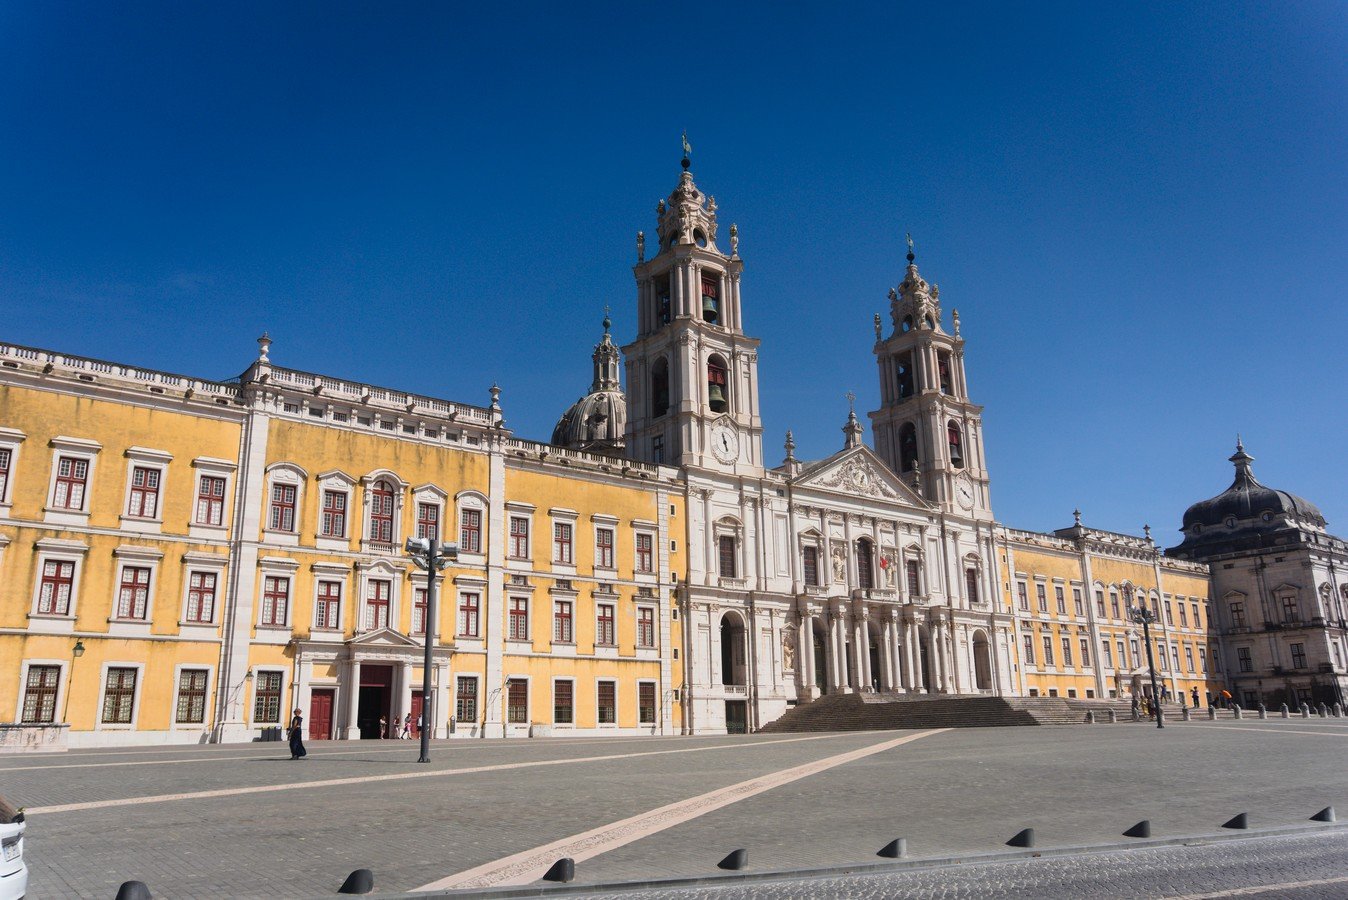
[
  {"x1": 549, "y1": 314, "x2": 626, "y2": 455},
  {"x1": 1179, "y1": 441, "x2": 1325, "y2": 532}
]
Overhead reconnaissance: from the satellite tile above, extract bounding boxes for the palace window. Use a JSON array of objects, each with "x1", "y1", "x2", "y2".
[
  {"x1": 509, "y1": 516, "x2": 530, "y2": 559},
  {"x1": 1129, "y1": 638, "x2": 1140, "y2": 667},
  {"x1": 37, "y1": 560, "x2": 75, "y2": 616},
  {"x1": 458, "y1": 592, "x2": 480, "y2": 638},
  {"x1": 1110, "y1": 590, "x2": 1120, "y2": 619},
  {"x1": 707, "y1": 356, "x2": 729, "y2": 414},
  {"x1": 102, "y1": 667, "x2": 138, "y2": 724},
  {"x1": 1229, "y1": 602, "x2": 1247, "y2": 629},
  {"x1": 639, "y1": 682, "x2": 656, "y2": 724},
  {"x1": 966, "y1": 568, "x2": 980, "y2": 604},
  {"x1": 22, "y1": 665, "x2": 60, "y2": 724},
  {"x1": 636, "y1": 532, "x2": 654, "y2": 573},
  {"x1": 1164, "y1": 601, "x2": 1173, "y2": 625},
  {"x1": 175, "y1": 669, "x2": 208, "y2": 724},
  {"x1": 651, "y1": 435, "x2": 665, "y2": 463},
  {"x1": 416, "y1": 502, "x2": 439, "y2": 542},
  {"x1": 1096, "y1": 590, "x2": 1106, "y2": 617},
  {"x1": 253, "y1": 671, "x2": 282, "y2": 723},
  {"x1": 947, "y1": 421, "x2": 964, "y2": 469},
  {"x1": 637, "y1": 606, "x2": 656, "y2": 648},
  {"x1": 856, "y1": 539, "x2": 875, "y2": 590},
  {"x1": 1178, "y1": 603, "x2": 1189, "y2": 628},
  {"x1": 1199, "y1": 646, "x2": 1208, "y2": 673},
  {"x1": 554, "y1": 600, "x2": 574, "y2": 643},
  {"x1": 261, "y1": 576, "x2": 290, "y2": 627},
  {"x1": 553, "y1": 679, "x2": 574, "y2": 725},
  {"x1": 0, "y1": 447, "x2": 11, "y2": 502},
  {"x1": 269, "y1": 484, "x2": 296, "y2": 532},
  {"x1": 803, "y1": 546, "x2": 820, "y2": 587},
  {"x1": 127, "y1": 466, "x2": 160, "y2": 518},
  {"x1": 1073, "y1": 588, "x2": 1084, "y2": 616},
  {"x1": 719, "y1": 535, "x2": 737, "y2": 578},
  {"x1": 597, "y1": 680, "x2": 617, "y2": 724},
  {"x1": 455, "y1": 676, "x2": 478, "y2": 722},
  {"x1": 937, "y1": 352, "x2": 952, "y2": 394},
  {"x1": 906, "y1": 559, "x2": 921, "y2": 596},
  {"x1": 459, "y1": 508, "x2": 483, "y2": 553},
  {"x1": 1022, "y1": 633, "x2": 1035, "y2": 666},
  {"x1": 368, "y1": 479, "x2": 395, "y2": 543},
  {"x1": 411, "y1": 588, "x2": 428, "y2": 635},
  {"x1": 1290, "y1": 642, "x2": 1307, "y2": 669},
  {"x1": 596, "y1": 527, "x2": 615, "y2": 569},
  {"x1": 1036, "y1": 584, "x2": 1048, "y2": 612},
  {"x1": 1055, "y1": 586, "x2": 1066, "y2": 614},
  {"x1": 197, "y1": 475, "x2": 227, "y2": 526},
  {"x1": 1156, "y1": 642, "x2": 1168, "y2": 671},
  {"x1": 1118, "y1": 640, "x2": 1128, "y2": 669},
  {"x1": 53, "y1": 456, "x2": 90, "y2": 510},
  {"x1": 319, "y1": 489, "x2": 346, "y2": 537},
  {"x1": 1100, "y1": 639, "x2": 1112, "y2": 668},
  {"x1": 509, "y1": 597, "x2": 529, "y2": 641},
  {"x1": 1017, "y1": 582, "x2": 1029, "y2": 611},
  {"x1": 315, "y1": 581, "x2": 341, "y2": 630},
  {"x1": 506, "y1": 678, "x2": 528, "y2": 724},
  {"x1": 115, "y1": 566, "x2": 152, "y2": 620},
  {"x1": 1282, "y1": 595, "x2": 1299, "y2": 624},
  {"x1": 1170, "y1": 644, "x2": 1181, "y2": 672},
  {"x1": 1042, "y1": 635, "x2": 1055, "y2": 666},
  {"x1": 185, "y1": 571, "x2": 217, "y2": 624},
  {"x1": 596, "y1": 603, "x2": 616, "y2": 646},
  {"x1": 1184, "y1": 645, "x2": 1195, "y2": 673},
  {"x1": 1191, "y1": 602, "x2": 1201, "y2": 629},
  {"x1": 553, "y1": 522, "x2": 573, "y2": 564},
  {"x1": 1079, "y1": 637, "x2": 1091, "y2": 666},
  {"x1": 1061, "y1": 636, "x2": 1073, "y2": 667}
]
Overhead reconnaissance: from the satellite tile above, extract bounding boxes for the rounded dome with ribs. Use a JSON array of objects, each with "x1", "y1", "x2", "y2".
[
  {"x1": 1180, "y1": 440, "x2": 1325, "y2": 532},
  {"x1": 551, "y1": 316, "x2": 627, "y2": 455}
]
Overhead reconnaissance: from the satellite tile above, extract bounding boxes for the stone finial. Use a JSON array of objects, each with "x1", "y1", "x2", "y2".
[
  {"x1": 906, "y1": 232, "x2": 915, "y2": 264},
  {"x1": 873, "y1": 312, "x2": 882, "y2": 341},
  {"x1": 729, "y1": 223, "x2": 739, "y2": 256},
  {"x1": 1073, "y1": 508, "x2": 1082, "y2": 527},
  {"x1": 636, "y1": 231, "x2": 645, "y2": 263},
  {"x1": 681, "y1": 130, "x2": 692, "y2": 170},
  {"x1": 1143, "y1": 524, "x2": 1152, "y2": 542},
  {"x1": 257, "y1": 332, "x2": 271, "y2": 363},
  {"x1": 489, "y1": 383, "x2": 502, "y2": 410},
  {"x1": 952, "y1": 308, "x2": 961, "y2": 337},
  {"x1": 785, "y1": 430, "x2": 796, "y2": 460}
]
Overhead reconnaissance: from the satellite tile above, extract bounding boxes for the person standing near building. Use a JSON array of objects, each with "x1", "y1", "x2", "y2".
[
  {"x1": 288, "y1": 708, "x2": 307, "y2": 760},
  {"x1": 1191, "y1": 686, "x2": 1200, "y2": 708}
]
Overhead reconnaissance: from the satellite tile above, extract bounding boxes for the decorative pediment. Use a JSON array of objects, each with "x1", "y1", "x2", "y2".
[
  {"x1": 348, "y1": 626, "x2": 422, "y2": 648},
  {"x1": 793, "y1": 446, "x2": 927, "y2": 507}
]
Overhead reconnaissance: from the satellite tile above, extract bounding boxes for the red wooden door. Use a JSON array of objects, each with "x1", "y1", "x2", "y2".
[
  {"x1": 410, "y1": 692, "x2": 432, "y2": 737},
  {"x1": 309, "y1": 689, "x2": 334, "y2": 740}
]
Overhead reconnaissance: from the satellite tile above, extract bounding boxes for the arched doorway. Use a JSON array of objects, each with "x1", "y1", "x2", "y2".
[
  {"x1": 812, "y1": 623, "x2": 828, "y2": 694},
  {"x1": 720, "y1": 613, "x2": 746, "y2": 686},
  {"x1": 972, "y1": 630, "x2": 992, "y2": 691},
  {"x1": 868, "y1": 620, "x2": 883, "y2": 692},
  {"x1": 918, "y1": 626, "x2": 932, "y2": 692}
]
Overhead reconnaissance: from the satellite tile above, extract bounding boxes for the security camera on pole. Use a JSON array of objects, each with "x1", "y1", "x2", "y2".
[
  {"x1": 405, "y1": 536, "x2": 458, "y2": 762},
  {"x1": 1128, "y1": 590, "x2": 1164, "y2": 730}
]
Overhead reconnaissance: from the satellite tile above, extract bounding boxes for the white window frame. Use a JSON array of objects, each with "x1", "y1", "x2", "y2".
[
  {"x1": 314, "y1": 470, "x2": 356, "y2": 551},
  {"x1": 119, "y1": 446, "x2": 173, "y2": 534},
  {"x1": 552, "y1": 676, "x2": 575, "y2": 728},
  {"x1": 44, "y1": 435, "x2": 102, "y2": 526},
  {"x1": 256, "y1": 556, "x2": 301, "y2": 641},
  {"x1": 549, "y1": 507, "x2": 578, "y2": 574},
  {"x1": 455, "y1": 491, "x2": 487, "y2": 561},
  {"x1": 29, "y1": 538, "x2": 89, "y2": 632},
  {"x1": 592, "y1": 513, "x2": 619, "y2": 573},
  {"x1": 506, "y1": 501, "x2": 535, "y2": 567},
  {"x1": 632, "y1": 521, "x2": 658, "y2": 581},
  {"x1": 170, "y1": 662, "x2": 215, "y2": 731},
  {"x1": 310, "y1": 563, "x2": 351, "y2": 637},
  {"x1": 453, "y1": 575, "x2": 487, "y2": 647},
  {"x1": 454, "y1": 674, "x2": 480, "y2": 725},
  {"x1": 108, "y1": 545, "x2": 164, "y2": 636},
  {"x1": 188, "y1": 456, "x2": 237, "y2": 540},
  {"x1": 504, "y1": 674, "x2": 530, "y2": 732},
  {"x1": 636, "y1": 603, "x2": 658, "y2": 653},
  {"x1": 595, "y1": 678, "x2": 619, "y2": 727},
  {"x1": 713, "y1": 517, "x2": 744, "y2": 583},
  {"x1": 16, "y1": 658, "x2": 70, "y2": 725},
  {"x1": 595, "y1": 599, "x2": 617, "y2": 649},
  {"x1": 411, "y1": 483, "x2": 447, "y2": 544},
  {"x1": 507, "y1": 595, "x2": 531, "y2": 644},
  {"x1": 637, "y1": 678, "x2": 659, "y2": 727},
  {"x1": 360, "y1": 470, "x2": 407, "y2": 554},
  {"x1": 0, "y1": 427, "x2": 27, "y2": 517},
  {"x1": 262, "y1": 463, "x2": 308, "y2": 546},
  {"x1": 355, "y1": 559, "x2": 404, "y2": 635},
  {"x1": 249, "y1": 666, "x2": 289, "y2": 729},
  {"x1": 409, "y1": 570, "x2": 443, "y2": 639},
  {"x1": 179, "y1": 551, "x2": 228, "y2": 636},
  {"x1": 94, "y1": 661, "x2": 146, "y2": 733}
]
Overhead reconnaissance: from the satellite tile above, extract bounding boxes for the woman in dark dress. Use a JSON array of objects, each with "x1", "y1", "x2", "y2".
[{"x1": 288, "y1": 708, "x2": 307, "y2": 759}]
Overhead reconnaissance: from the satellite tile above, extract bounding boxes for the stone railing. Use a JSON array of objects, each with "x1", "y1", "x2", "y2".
[
  {"x1": 0, "y1": 342, "x2": 240, "y2": 401},
  {"x1": 268, "y1": 366, "x2": 496, "y2": 426}
]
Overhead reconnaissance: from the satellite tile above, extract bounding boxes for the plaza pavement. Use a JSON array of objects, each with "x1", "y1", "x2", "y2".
[{"x1": 2, "y1": 717, "x2": 1346, "y2": 898}]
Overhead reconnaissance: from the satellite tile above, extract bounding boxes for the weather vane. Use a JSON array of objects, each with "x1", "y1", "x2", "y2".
[
  {"x1": 682, "y1": 131, "x2": 692, "y2": 160},
  {"x1": 846, "y1": 390, "x2": 856, "y2": 412}
]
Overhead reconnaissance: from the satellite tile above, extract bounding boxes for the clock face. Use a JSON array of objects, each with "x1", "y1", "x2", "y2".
[
  {"x1": 710, "y1": 422, "x2": 739, "y2": 464},
  {"x1": 955, "y1": 476, "x2": 976, "y2": 510}
]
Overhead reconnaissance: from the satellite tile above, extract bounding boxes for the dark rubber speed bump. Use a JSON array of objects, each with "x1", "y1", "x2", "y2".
[
  {"x1": 1006, "y1": 828, "x2": 1035, "y2": 848},
  {"x1": 718, "y1": 849, "x2": 749, "y2": 870},
  {"x1": 878, "y1": 838, "x2": 907, "y2": 858},
  {"x1": 115, "y1": 883, "x2": 152, "y2": 900},
  {"x1": 337, "y1": 869, "x2": 374, "y2": 895},
  {"x1": 1222, "y1": 813, "x2": 1249, "y2": 830},
  {"x1": 1123, "y1": 820, "x2": 1151, "y2": 838},
  {"x1": 1311, "y1": 807, "x2": 1336, "y2": 823},
  {"x1": 542, "y1": 858, "x2": 575, "y2": 883}
]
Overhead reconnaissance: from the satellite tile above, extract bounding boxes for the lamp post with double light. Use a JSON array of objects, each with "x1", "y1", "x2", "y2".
[
  {"x1": 406, "y1": 536, "x2": 458, "y2": 763},
  {"x1": 1129, "y1": 595, "x2": 1164, "y2": 730}
]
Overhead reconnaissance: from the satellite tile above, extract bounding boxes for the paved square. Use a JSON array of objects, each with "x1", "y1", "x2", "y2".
[{"x1": 4, "y1": 719, "x2": 1347, "y2": 898}]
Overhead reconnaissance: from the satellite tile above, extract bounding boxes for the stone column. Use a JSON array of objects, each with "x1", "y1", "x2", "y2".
[
  {"x1": 903, "y1": 619, "x2": 919, "y2": 691},
  {"x1": 927, "y1": 622, "x2": 943, "y2": 694},
  {"x1": 798, "y1": 610, "x2": 816, "y2": 699},
  {"x1": 878, "y1": 616, "x2": 894, "y2": 691},
  {"x1": 831, "y1": 607, "x2": 848, "y2": 691},
  {"x1": 345, "y1": 659, "x2": 362, "y2": 740},
  {"x1": 854, "y1": 610, "x2": 870, "y2": 691}
]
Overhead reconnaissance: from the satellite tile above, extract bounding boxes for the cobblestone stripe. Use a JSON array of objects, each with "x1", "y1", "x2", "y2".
[
  {"x1": 22, "y1": 732, "x2": 847, "y2": 816},
  {"x1": 416, "y1": 728, "x2": 949, "y2": 892},
  {"x1": 1168, "y1": 875, "x2": 1348, "y2": 897},
  {"x1": 1170, "y1": 724, "x2": 1348, "y2": 738},
  {"x1": 0, "y1": 744, "x2": 420, "y2": 771}
]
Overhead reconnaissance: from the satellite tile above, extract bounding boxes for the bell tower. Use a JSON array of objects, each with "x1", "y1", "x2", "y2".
[
  {"x1": 868, "y1": 238, "x2": 992, "y2": 520},
  {"x1": 622, "y1": 149, "x2": 764, "y2": 473}
]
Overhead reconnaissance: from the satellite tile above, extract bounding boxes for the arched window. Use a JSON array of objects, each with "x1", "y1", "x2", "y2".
[
  {"x1": 895, "y1": 353, "x2": 914, "y2": 399},
  {"x1": 856, "y1": 539, "x2": 875, "y2": 590},
  {"x1": 902, "y1": 315, "x2": 913, "y2": 333},
  {"x1": 651, "y1": 358, "x2": 670, "y2": 418},
  {"x1": 899, "y1": 423, "x2": 918, "y2": 472},
  {"x1": 369, "y1": 479, "x2": 395, "y2": 543},
  {"x1": 701, "y1": 275, "x2": 719, "y2": 323},
  {"x1": 965, "y1": 566, "x2": 980, "y2": 604},
  {"x1": 707, "y1": 355, "x2": 729, "y2": 413},
  {"x1": 947, "y1": 421, "x2": 964, "y2": 469}
]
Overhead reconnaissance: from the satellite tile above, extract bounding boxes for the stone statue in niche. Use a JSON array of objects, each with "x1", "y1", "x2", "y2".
[
  {"x1": 781, "y1": 626, "x2": 796, "y2": 672},
  {"x1": 883, "y1": 552, "x2": 898, "y2": 587},
  {"x1": 831, "y1": 546, "x2": 847, "y2": 582}
]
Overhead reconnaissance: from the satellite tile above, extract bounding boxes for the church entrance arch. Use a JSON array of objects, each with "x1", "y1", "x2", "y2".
[
  {"x1": 972, "y1": 629, "x2": 992, "y2": 691},
  {"x1": 918, "y1": 626, "x2": 932, "y2": 692},
  {"x1": 719, "y1": 612, "x2": 747, "y2": 686},
  {"x1": 812, "y1": 620, "x2": 828, "y2": 694}
]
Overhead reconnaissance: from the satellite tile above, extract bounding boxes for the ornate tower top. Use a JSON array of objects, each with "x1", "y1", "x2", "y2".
[
  {"x1": 887, "y1": 234, "x2": 943, "y2": 336},
  {"x1": 591, "y1": 308, "x2": 620, "y2": 392},
  {"x1": 654, "y1": 138, "x2": 721, "y2": 256}
]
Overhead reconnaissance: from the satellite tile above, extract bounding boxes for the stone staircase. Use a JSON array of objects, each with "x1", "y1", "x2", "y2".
[{"x1": 757, "y1": 692, "x2": 1225, "y2": 732}]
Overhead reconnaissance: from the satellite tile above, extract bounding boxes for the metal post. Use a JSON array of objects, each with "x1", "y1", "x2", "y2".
[
  {"x1": 419, "y1": 539, "x2": 437, "y2": 764},
  {"x1": 1135, "y1": 608, "x2": 1164, "y2": 729}
]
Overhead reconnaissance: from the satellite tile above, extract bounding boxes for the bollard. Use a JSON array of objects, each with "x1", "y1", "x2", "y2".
[
  {"x1": 1123, "y1": 820, "x2": 1151, "y2": 838},
  {"x1": 1258, "y1": 704, "x2": 1267, "y2": 720},
  {"x1": 542, "y1": 858, "x2": 575, "y2": 883},
  {"x1": 1302, "y1": 703, "x2": 1312, "y2": 719},
  {"x1": 1232, "y1": 705, "x2": 1242, "y2": 720},
  {"x1": 1085, "y1": 710, "x2": 1095, "y2": 724},
  {"x1": 1318, "y1": 703, "x2": 1328, "y2": 717},
  {"x1": 115, "y1": 883, "x2": 152, "y2": 900},
  {"x1": 878, "y1": 838, "x2": 908, "y2": 859},
  {"x1": 1222, "y1": 812, "x2": 1249, "y2": 830},
  {"x1": 1311, "y1": 807, "x2": 1336, "y2": 823},
  {"x1": 718, "y1": 849, "x2": 749, "y2": 871},
  {"x1": 1280, "y1": 703, "x2": 1289, "y2": 719},
  {"x1": 337, "y1": 870, "x2": 375, "y2": 895},
  {"x1": 1182, "y1": 706, "x2": 1191, "y2": 721},
  {"x1": 1006, "y1": 828, "x2": 1035, "y2": 848},
  {"x1": 1108, "y1": 709, "x2": 1117, "y2": 723},
  {"x1": 1335, "y1": 705, "x2": 1343, "y2": 718},
  {"x1": 1208, "y1": 707, "x2": 1217, "y2": 720}
]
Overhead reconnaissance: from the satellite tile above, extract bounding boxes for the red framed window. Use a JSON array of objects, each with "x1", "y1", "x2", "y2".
[
  {"x1": 37, "y1": 560, "x2": 75, "y2": 615},
  {"x1": 53, "y1": 456, "x2": 89, "y2": 509},
  {"x1": 596, "y1": 602, "x2": 616, "y2": 646},
  {"x1": 1096, "y1": 590, "x2": 1107, "y2": 617},
  {"x1": 416, "y1": 502, "x2": 439, "y2": 542},
  {"x1": 506, "y1": 678, "x2": 528, "y2": 724},
  {"x1": 554, "y1": 522, "x2": 573, "y2": 564},
  {"x1": 101, "y1": 666, "x2": 137, "y2": 724},
  {"x1": 269, "y1": 483, "x2": 296, "y2": 532},
  {"x1": 553, "y1": 600, "x2": 573, "y2": 643},
  {"x1": 553, "y1": 679, "x2": 574, "y2": 724},
  {"x1": 638, "y1": 682, "x2": 656, "y2": 724},
  {"x1": 0, "y1": 447, "x2": 11, "y2": 502},
  {"x1": 905, "y1": 559, "x2": 921, "y2": 596},
  {"x1": 637, "y1": 606, "x2": 656, "y2": 648},
  {"x1": 175, "y1": 669, "x2": 208, "y2": 724},
  {"x1": 260, "y1": 576, "x2": 290, "y2": 626},
  {"x1": 321, "y1": 490, "x2": 347, "y2": 537},
  {"x1": 965, "y1": 568, "x2": 980, "y2": 604},
  {"x1": 363, "y1": 579, "x2": 390, "y2": 631},
  {"x1": 596, "y1": 528, "x2": 615, "y2": 568},
  {"x1": 460, "y1": 508, "x2": 482, "y2": 553},
  {"x1": 718, "y1": 535, "x2": 736, "y2": 578},
  {"x1": 253, "y1": 671, "x2": 282, "y2": 723},
  {"x1": 597, "y1": 681, "x2": 616, "y2": 724},
  {"x1": 509, "y1": 597, "x2": 529, "y2": 641},
  {"x1": 315, "y1": 581, "x2": 341, "y2": 630},
  {"x1": 802, "y1": 546, "x2": 819, "y2": 587},
  {"x1": 116, "y1": 566, "x2": 151, "y2": 620},
  {"x1": 127, "y1": 466, "x2": 161, "y2": 518},
  {"x1": 196, "y1": 475, "x2": 227, "y2": 525},
  {"x1": 368, "y1": 479, "x2": 395, "y2": 543},
  {"x1": 22, "y1": 665, "x2": 60, "y2": 724},
  {"x1": 457, "y1": 592, "x2": 480, "y2": 638},
  {"x1": 412, "y1": 587, "x2": 428, "y2": 635},
  {"x1": 455, "y1": 676, "x2": 478, "y2": 722},
  {"x1": 185, "y1": 571, "x2": 217, "y2": 623},
  {"x1": 509, "y1": 517, "x2": 529, "y2": 559},
  {"x1": 636, "y1": 532, "x2": 654, "y2": 573}
]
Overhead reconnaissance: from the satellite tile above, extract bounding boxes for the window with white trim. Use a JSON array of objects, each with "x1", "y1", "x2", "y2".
[
  {"x1": 596, "y1": 602, "x2": 616, "y2": 646},
  {"x1": 315, "y1": 581, "x2": 342, "y2": 630},
  {"x1": 22, "y1": 665, "x2": 60, "y2": 724},
  {"x1": 458, "y1": 592, "x2": 480, "y2": 638},
  {"x1": 1042, "y1": 635, "x2": 1054, "y2": 666},
  {"x1": 456, "y1": 676, "x2": 478, "y2": 722},
  {"x1": 175, "y1": 669, "x2": 208, "y2": 724},
  {"x1": 554, "y1": 522, "x2": 573, "y2": 564},
  {"x1": 597, "y1": 680, "x2": 616, "y2": 724},
  {"x1": 127, "y1": 466, "x2": 161, "y2": 518},
  {"x1": 509, "y1": 516, "x2": 529, "y2": 559},
  {"x1": 416, "y1": 502, "x2": 439, "y2": 542},
  {"x1": 506, "y1": 678, "x2": 528, "y2": 724},
  {"x1": 196, "y1": 475, "x2": 227, "y2": 526},
  {"x1": 184, "y1": 571, "x2": 217, "y2": 624},
  {"x1": 411, "y1": 587, "x2": 428, "y2": 635},
  {"x1": 553, "y1": 600, "x2": 573, "y2": 643},
  {"x1": 115, "y1": 566, "x2": 152, "y2": 620},
  {"x1": 459, "y1": 508, "x2": 482, "y2": 553},
  {"x1": 260, "y1": 576, "x2": 290, "y2": 627},
  {"x1": 101, "y1": 667, "x2": 137, "y2": 724},
  {"x1": 0, "y1": 446, "x2": 11, "y2": 503},
  {"x1": 638, "y1": 682, "x2": 656, "y2": 724},
  {"x1": 596, "y1": 527, "x2": 615, "y2": 569},
  {"x1": 53, "y1": 456, "x2": 90, "y2": 510},
  {"x1": 363, "y1": 578, "x2": 390, "y2": 630},
  {"x1": 269, "y1": 484, "x2": 297, "y2": 532},
  {"x1": 637, "y1": 606, "x2": 656, "y2": 648},
  {"x1": 321, "y1": 489, "x2": 347, "y2": 538},
  {"x1": 508, "y1": 597, "x2": 529, "y2": 641},
  {"x1": 1021, "y1": 633, "x2": 1035, "y2": 666},
  {"x1": 554, "y1": 679, "x2": 574, "y2": 724},
  {"x1": 636, "y1": 532, "x2": 654, "y2": 573},
  {"x1": 253, "y1": 671, "x2": 283, "y2": 723},
  {"x1": 368, "y1": 479, "x2": 395, "y2": 543},
  {"x1": 37, "y1": 560, "x2": 75, "y2": 615}
]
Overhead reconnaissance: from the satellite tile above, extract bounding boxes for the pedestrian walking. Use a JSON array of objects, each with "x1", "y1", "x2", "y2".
[
  {"x1": 378, "y1": 715, "x2": 388, "y2": 739},
  {"x1": 288, "y1": 708, "x2": 307, "y2": 760},
  {"x1": 401, "y1": 713, "x2": 411, "y2": 739}
]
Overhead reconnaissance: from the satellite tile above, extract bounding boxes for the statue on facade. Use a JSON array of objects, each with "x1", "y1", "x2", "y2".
[
  {"x1": 883, "y1": 552, "x2": 898, "y2": 587},
  {"x1": 831, "y1": 545, "x2": 846, "y2": 582},
  {"x1": 782, "y1": 626, "x2": 796, "y2": 672}
]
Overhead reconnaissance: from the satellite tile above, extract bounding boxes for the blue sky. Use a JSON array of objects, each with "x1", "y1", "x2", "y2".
[{"x1": 2, "y1": 2, "x2": 1345, "y2": 541}]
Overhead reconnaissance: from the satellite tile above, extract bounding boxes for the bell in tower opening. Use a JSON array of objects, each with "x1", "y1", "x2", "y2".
[
  {"x1": 702, "y1": 277, "x2": 719, "y2": 324},
  {"x1": 707, "y1": 356, "x2": 729, "y2": 413}
]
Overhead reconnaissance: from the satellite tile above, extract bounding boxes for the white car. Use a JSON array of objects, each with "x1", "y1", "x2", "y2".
[{"x1": 0, "y1": 796, "x2": 26, "y2": 900}]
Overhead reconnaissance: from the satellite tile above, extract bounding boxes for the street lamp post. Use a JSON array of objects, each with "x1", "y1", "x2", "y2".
[
  {"x1": 406, "y1": 536, "x2": 458, "y2": 763},
  {"x1": 61, "y1": 639, "x2": 86, "y2": 725},
  {"x1": 1130, "y1": 603, "x2": 1164, "y2": 729}
]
